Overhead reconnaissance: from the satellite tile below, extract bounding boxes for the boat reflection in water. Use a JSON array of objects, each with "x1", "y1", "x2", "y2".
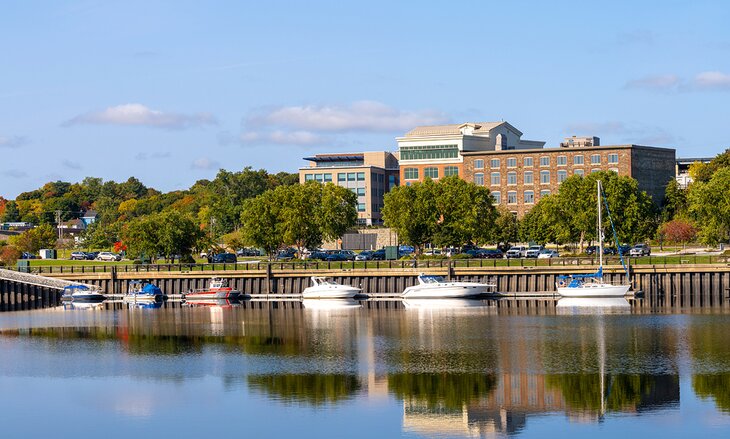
[
  {"x1": 183, "y1": 298, "x2": 242, "y2": 308},
  {"x1": 556, "y1": 297, "x2": 631, "y2": 314},
  {"x1": 62, "y1": 301, "x2": 106, "y2": 311},
  {"x1": 127, "y1": 301, "x2": 163, "y2": 310},
  {"x1": 301, "y1": 298, "x2": 362, "y2": 310},
  {"x1": 401, "y1": 298, "x2": 494, "y2": 311}
]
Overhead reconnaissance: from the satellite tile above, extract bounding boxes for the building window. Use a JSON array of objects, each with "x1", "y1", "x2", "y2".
[
  {"x1": 540, "y1": 190, "x2": 550, "y2": 197},
  {"x1": 474, "y1": 173, "x2": 484, "y2": 186},
  {"x1": 591, "y1": 154, "x2": 601, "y2": 164},
  {"x1": 357, "y1": 172, "x2": 365, "y2": 181},
  {"x1": 323, "y1": 173, "x2": 332, "y2": 182},
  {"x1": 524, "y1": 157, "x2": 534, "y2": 167},
  {"x1": 357, "y1": 187, "x2": 365, "y2": 196},
  {"x1": 608, "y1": 153, "x2": 618, "y2": 164},
  {"x1": 490, "y1": 159, "x2": 500, "y2": 168},
  {"x1": 507, "y1": 158, "x2": 517, "y2": 168},
  {"x1": 507, "y1": 191, "x2": 517, "y2": 204},
  {"x1": 337, "y1": 173, "x2": 345, "y2": 182},
  {"x1": 388, "y1": 174, "x2": 397, "y2": 190},
  {"x1": 490, "y1": 172, "x2": 501, "y2": 185},
  {"x1": 574, "y1": 155, "x2": 584, "y2": 165},
  {"x1": 305, "y1": 174, "x2": 314, "y2": 181},
  {"x1": 507, "y1": 171, "x2": 517, "y2": 185},
  {"x1": 540, "y1": 156, "x2": 550, "y2": 167},
  {"x1": 492, "y1": 191, "x2": 501, "y2": 204},
  {"x1": 524, "y1": 191, "x2": 534, "y2": 204},
  {"x1": 524, "y1": 171, "x2": 533, "y2": 184},
  {"x1": 540, "y1": 171, "x2": 550, "y2": 184},
  {"x1": 404, "y1": 168, "x2": 419, "y2": 180},
  {"x1": 557, "y1": 170, "x2": 567, "y2": 183},
  {"x1": 424, "y1": 167, "x2": 439, "y2": 179},
  {"x1": 357, "y1": 203, "x2": 366, "y2": 212},
  {"x1": 314, "y1": 174, "x2": 323, "y2": 182},
  {"x1": 444, "y1": 166, "x2": 459, "y2": 177},
  {"x1": 574, "y1": 169, "x2": 584, "y2": 177},
  {"x1": 557, "y1": 156, "x2": 567, "y2": 166},
  {"x1": 347, "y1": 172, "x2": 356, "y2": 181},
  {"x1": 399, "y1": 144, "x2": 458, "y2": 161},
  {"x1": 474, "y1": 159, "x2": 484, "y2": 169}
]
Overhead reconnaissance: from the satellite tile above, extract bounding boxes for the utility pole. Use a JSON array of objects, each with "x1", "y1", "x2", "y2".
[{"x1": 55, "y1": 210, "x2": 62, "y2": 240}]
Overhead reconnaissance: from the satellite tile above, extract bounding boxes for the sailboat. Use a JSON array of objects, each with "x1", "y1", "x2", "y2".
[{"x1": 556, "y1": 180, "x2": 631, "y2": 298}]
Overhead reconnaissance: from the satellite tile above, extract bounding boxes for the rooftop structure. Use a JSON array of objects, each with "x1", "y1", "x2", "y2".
[
  {"x1": 299, "y1": 151, "x2": 399, "y2": 225},
  {"x1": 560, "y1": 136, "x2": 600, "y2": 148}
]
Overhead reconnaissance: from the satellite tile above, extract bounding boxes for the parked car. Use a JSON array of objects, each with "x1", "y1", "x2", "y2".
[
  {"x1": 629, "y1": 243, "x2": 651, "y2": 257},
  {"x1": 355, "y1": 251, "x2": 373, "y2": 261},
  {"x1": 525, "y1": 246, "x2": 543, "y2": 258},
  {"x1": 210, "y1": 252, "x2": 237, "y2": 263},
  {"x1": 617, "y1": 245, "x2": 632, "y2": 256},
  {"x1": 483, "y1": 249, "x2": 504, "y2": 259},
  {"x1": 339, "y1": 250, "x2": 356, "y2": 261},
  {"x1": 505, "y1": 246, "x2": 526, "y2": 259},
  {"x1": 585, "y1": 246, "x2": 614, "y2": 256},
  {"x1": 465, "y1": 248, "x2": 485, "y2": 258},
  {"x1": 70, "y1": 251, "x2": 87, "y2": 260},
  {"x1": 537, "y1": 249, "x2": 560, "y2": 259},
  {"x1": 20, "y1": 252, "x2": 38, "y2": 260},
  {"x1": 96, "y1": 251, "x2": 121, "y2": 261},
  {"x1": 423, "y1": 248, "x2": 443, "y2": 256},
  {"x1": 325, "y1": 252, "x2": 349, "y2": 262},
  {"x1": 371, "y1": 249, "x2": 386, "y2": 260},
  {"x1": 274, "y1": 249, "x2": 296, "y2": 261},
  {"x1": 236, "y1": 248, "x2": 261, "y2": 257},
  {"x1": 85, "y1": 252, "x2": 99, "y2": 260}
]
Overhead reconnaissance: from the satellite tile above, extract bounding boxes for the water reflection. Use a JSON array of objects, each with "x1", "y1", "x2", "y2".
[
  {"x1": 556, "y1": 297, "x2": 631, "y2": 314},
  {"x1": 1, "y1": 300, "x2": 730, "y2": 438}
]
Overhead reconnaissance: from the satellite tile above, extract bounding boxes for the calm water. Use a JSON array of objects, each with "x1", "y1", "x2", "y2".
[{"x1": 1, "y1": 299, "x2": 730, "y2": 438}]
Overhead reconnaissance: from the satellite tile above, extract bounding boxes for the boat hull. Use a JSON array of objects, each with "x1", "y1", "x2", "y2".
[
  {"x1": 301, "y1": 286, "x2": 361, "y2": 299},
  {"x1": 185, "y1": 290, "x2": 241, "y2": 300},
  {"x1": 557, "y1": 284, "x2": 630, "y2": 298},
  {"x1": 401, "y1": 284, "x2": 491, "y2": 299},
  {"x1": 62, "y1": 293, "x2": 106, "y2": 302}
]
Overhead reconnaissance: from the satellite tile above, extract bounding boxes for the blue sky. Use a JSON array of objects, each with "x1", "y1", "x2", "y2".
[{"x1": 1, "y1": 0, "x2": 729, "y2": 198}]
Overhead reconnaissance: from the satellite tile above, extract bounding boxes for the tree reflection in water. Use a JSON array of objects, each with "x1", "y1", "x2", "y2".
[
  {"x1": 247, "y1": 374, "x2": 361, "y2": 406},
  {"x1": 387, "y1": 373, "x2": 497, "y2": 411},
  {"x1": 693, "y1": 374, "x2": 730, "y2": 413}
]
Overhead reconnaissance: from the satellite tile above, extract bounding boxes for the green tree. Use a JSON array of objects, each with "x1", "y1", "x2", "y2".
[
  {"x1": 122, "y1": 210, "x2": 203, "y2": 262},
  {"x1": 661, "y1": 179, "x2": 688, "y2": 222},
  {"x1": 689, "y1": 148, "x2": 730, "y2": 183},
  {"x1": 688, "y1": 167, "x2": 730, "y2": 245},
  {"x1": 240, "y1": 190, "x2": 285, "y2": 259},
  {"x1": 432, "y1": 176, "x2": 497, "y2": 247},
  {"x1": 382, "y1": 179, "x2": 438, "y2": 255},
  {"x1": 1, "y1": 200, "x2": 20, "y2": 222},
  {"x1": 492, "y1": 206, "x2": 519, "y2": 245},
  {"x1": 9, "y1": 224, "x2": 57, "y2": 252}
]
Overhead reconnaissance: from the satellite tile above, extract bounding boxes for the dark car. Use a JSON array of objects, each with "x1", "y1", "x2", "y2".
[
  {"x1": 483, "y1": 249, "x2": 504, "y2": 259},
  {"x1": 275, "y1": 249, "x2": 297, "y2": 261},
  {"x1": 617, "y1": 245, "x2": 631, "y2": 256},
  {"x1": 325, "y1": 252, "x2": 349, "y2": 262},
  {"x1": 371, "y1": 249, "x2": 386, "y2": 260},
  {"x1": 85, "y1": 252, "x2": 99, "y2": 260},
  {"x1": 210, "y1": 253, "x2": 237, "y2": 263},
  {"x1": 465, "y1": 249, "x2": 486, "y2": 258},
  {"x1": 20, "y1": 252, "x2": 38, "y2": 259}
]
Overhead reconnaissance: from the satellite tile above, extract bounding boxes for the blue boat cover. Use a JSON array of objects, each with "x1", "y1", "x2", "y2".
[{"x1": 141, "y1": 283, "x2": 163, "y2": 295}]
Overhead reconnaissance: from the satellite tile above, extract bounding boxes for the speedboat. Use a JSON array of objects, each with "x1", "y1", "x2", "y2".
[
  {"x1": 61, "y1": 284, "x2": 106, "y2": 302},
  {"x1": 185, "y1": 277, "x2": 242, "y2": 300},
  {"x1": 301, "y1": 276, "x2": 361, "y2": 299},
  {"x1": 123, "y1": 280, "x2": 164, "y2": 303},
  {"x1": 401, "y1": 274, "x2": 495, "y2": 299}
]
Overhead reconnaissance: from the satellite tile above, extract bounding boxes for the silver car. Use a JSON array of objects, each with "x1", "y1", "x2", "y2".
[{"x1": 629, "y1": 244, "x2": 651, "y2": 257}]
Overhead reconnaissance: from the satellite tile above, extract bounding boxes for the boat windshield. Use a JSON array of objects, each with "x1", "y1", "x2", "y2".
[
  {"x1": 313, "y1": 277, "x2": 338, "y2": 285},
  {"x1": 421, "y1": 275, "x2": 445, "y2": 284}
]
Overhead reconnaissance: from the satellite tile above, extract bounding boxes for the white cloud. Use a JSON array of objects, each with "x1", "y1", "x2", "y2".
[
  {"x1": 692, "y1": 71, "x2": 730, "y2": 90},
  {"x1": 0, "y1": 135, "x2": 28, "y2": 148},
  {"x1": 624, "y1": 75, "x2": 679, "y2": 91},
  {"x1": 237, "y1": 130, "x2": 324, "y2": 146},
  {"x1": 62, "y1": 160, "x2": 82, "y2": 170},
  {"x1": 191, "y1": 157, "x2": 220, "y2": 170},
  {"x1": 2, "y1": 169, "x2": 28, "y2": 178},
  {"x1": 135, "y1": 151, "x2": 172, "y2": 160},
  {"x1": 65, "y1": 104, "x2": 217, "y2": 129},
  {"x1": 246, "y1": 100, "x2": 449, "y2": 133},
  {"x1": 564, "y1": 121, "x2": 675, "y2": 146}
]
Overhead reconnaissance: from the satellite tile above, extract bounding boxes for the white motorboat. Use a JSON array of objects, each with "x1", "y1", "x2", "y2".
[
  {"x1": 401, "y1": 274, "x2": 495, "y2": 299},
  {"x1": 301, "y1": 276, "x2": 361, "y2": 299},
  {"x1": 61, "y1": 284, "x2": 106, "y2": 302},
  {"x1": 185, "y1": 277, "x2": 243, "y2": 300},
  {"x1": 557, "y1": 180, "x2": 631, "y2": 298}
]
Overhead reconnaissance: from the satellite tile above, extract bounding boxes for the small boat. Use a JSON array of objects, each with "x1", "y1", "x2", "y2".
[
  {"x1": 62, "y1": 284, "x2": 106, "y2": 302},
  {"x1": 401, "y1": 274, "x2": 495, "y2": 299},
  {"x1": 184, "y1": 277, "x2": 242, "y2": 300},
  {"x1": 301, "y1": 276, "x2": 361, "y2": 299},
  {"x1": 123, "y1": 280, "x2": 164, "y2": 303},
  {"x1": 556, "y1": 180, "x2": 631, "y2": 298}
]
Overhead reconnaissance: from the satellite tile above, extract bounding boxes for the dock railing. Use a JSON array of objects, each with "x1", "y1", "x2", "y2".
[{"x1": 6, "y1": 254, "x2": 730, "y2": 274}]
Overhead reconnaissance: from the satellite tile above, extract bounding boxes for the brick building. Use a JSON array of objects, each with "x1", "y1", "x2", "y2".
[
  {"x1": 298, "y1": 151, "x2": 400, "y2": 225},
  {"x1": 462, "y1": 142, "x2": 676, "y2": 216}
]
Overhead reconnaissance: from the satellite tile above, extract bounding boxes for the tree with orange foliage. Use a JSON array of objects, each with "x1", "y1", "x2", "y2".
[{"x1": 659, "y1": 219, "x2": 697, "y2": 250}]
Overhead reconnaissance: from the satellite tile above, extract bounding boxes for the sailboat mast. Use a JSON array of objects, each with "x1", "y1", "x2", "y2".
[{"x1": 598, "y1": 180, "x2": 603, "y2": 269}]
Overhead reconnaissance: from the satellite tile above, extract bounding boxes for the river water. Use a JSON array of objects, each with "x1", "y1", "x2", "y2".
[{"x1": 1, "y1": 299, "x2": 729, "y2": 438}]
